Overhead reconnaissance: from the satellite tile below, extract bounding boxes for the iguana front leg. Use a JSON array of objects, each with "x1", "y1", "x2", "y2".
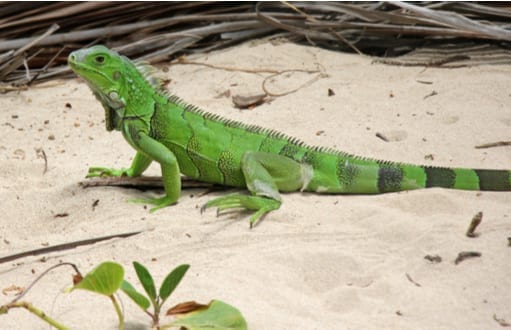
[
  {"x1": 202, "y1": 151, "x2": 312, "y2": 227},
  {"x1": 89, "y1": 121, "x2": 181, "y2": 212},
  {"x1": 128, "y1": 129, "x2": 181, "y2": 212}
]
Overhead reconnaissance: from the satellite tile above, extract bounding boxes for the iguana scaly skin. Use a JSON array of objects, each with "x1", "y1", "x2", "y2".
[{"x1": 68, "y1": 45, "x2": 511, "y2": 226}]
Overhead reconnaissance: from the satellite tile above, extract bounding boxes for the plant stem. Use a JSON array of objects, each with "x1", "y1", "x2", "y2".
[
  {"x1": 1, "y1": 301, "x2": 69, "y2": 329},
  {"x1": 109, "y1": 295, "x2": 125, "y2": 330},
  {"x1": 153, "y1": 297, "x2": 162, "y2": 329}
]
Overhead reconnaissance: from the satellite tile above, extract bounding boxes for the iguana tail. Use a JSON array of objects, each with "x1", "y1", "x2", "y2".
[
  {"x1": 412, "y1": 166, "x2": 511, "y2": 191},
  {"x1": 305, "y1": 153, "x2": 511, "y2": 193}
]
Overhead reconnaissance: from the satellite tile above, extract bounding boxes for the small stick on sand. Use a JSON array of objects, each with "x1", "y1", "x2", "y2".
[{"x1": 466, "y1": 211, "x2": 483, "y2": 238}]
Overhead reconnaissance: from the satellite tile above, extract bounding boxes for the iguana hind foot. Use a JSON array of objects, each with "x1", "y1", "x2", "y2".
[{"x1": 202, "y1": 193, "x2": 281, "y2": 228}]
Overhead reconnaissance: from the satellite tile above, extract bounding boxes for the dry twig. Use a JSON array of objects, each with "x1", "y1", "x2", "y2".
[
  {"x1": 475, "y1": 141, "x2": 511, "y2": 149},
  {"x1": 454, "y1": 251, "x2": 482, "y2": 265},
  {"x1": 0, "y1": 231, "x2": 141, "y2": 264},
  {"x1": 79, "y1": 175, "x2": 215, "y2": 190}
]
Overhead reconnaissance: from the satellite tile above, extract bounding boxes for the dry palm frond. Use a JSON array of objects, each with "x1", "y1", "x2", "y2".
[{"x1": 1, "y1": 2, "x2": 511, "y2": 91}]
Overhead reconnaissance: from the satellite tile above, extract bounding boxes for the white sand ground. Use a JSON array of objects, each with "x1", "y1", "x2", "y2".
[{"x1": 1, "y1": 41, "x2": 510, "y2": 329}]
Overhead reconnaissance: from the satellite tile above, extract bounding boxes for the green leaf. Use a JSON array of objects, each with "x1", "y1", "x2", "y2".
[
  {"x1": 159, "y1": 264, "x2": 190, "y2": 303},
  {"x1": 133, "y1": 261, "x2": 156, "y2": 301},
  {"x1": 121, "y1": 280, "x2": 151, "y2": 310},
  {"x1": 168, "y1": 300, "x2": 247, "y2": 330},
  {"x1": 72, "y1": 261, "x2": 124, "y2": 296}
]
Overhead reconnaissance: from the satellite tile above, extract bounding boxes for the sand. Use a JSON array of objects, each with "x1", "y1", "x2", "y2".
[{"x1": 1, "y1": 41, "x2": 510, "y2": 329}]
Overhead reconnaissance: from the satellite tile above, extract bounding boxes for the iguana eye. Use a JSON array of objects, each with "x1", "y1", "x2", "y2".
[{"x1": 95, "y1": 55, "x2": 105, "y2": 64}]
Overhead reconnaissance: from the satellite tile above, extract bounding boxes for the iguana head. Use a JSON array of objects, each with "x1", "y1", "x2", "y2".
[
  {"x1": 68, "y1": 45, "x2": 146, "y2": 131},
  {"x1": 68, "y1": 45, "x2": 124, "y2": 91}
]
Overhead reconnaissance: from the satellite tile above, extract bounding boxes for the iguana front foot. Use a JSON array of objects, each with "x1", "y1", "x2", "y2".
[
  {"x1": 131, "y1": 195, "x2": 177, "y2": 212},
  {"x1": 87, "y1": 166, "x2": 132, "y2": 178},
  {"x1": 201, "y1": 193, "x2": 281, "y2": 228}
]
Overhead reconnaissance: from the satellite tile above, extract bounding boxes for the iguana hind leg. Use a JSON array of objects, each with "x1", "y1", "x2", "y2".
[{"x1": 203, "y1": 151, "x2": 311, "y2": 227}]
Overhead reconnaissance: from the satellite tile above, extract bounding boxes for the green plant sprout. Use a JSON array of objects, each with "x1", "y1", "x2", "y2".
[
  {"x1": 120, "y1": 261, "x2": 246, "y2": 330},
  {"x1": 122, "y1": 262, "x2": 189, "y2": 327},
  {"x1": 0, "y1": 261, "x2": 246, "y2": 330}
]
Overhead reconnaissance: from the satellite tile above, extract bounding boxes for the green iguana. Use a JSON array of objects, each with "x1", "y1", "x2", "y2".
[{"x1": 68, "y1": 45, "x2": 511, "y2": 226}]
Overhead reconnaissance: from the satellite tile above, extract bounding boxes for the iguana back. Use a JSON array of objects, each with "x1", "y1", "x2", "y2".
[{"x1": 151, "y1": 94, "x2": 511, "y2": 193}]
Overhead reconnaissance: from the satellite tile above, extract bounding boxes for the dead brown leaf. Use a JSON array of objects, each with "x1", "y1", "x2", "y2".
[{"x1": 166, "y1": 300, "x2": 208, "y2": 316}]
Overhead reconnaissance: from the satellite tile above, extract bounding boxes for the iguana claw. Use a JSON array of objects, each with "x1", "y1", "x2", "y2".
[{"x1": 130, "y1": 195, "x2": 176, "y2": 212}]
